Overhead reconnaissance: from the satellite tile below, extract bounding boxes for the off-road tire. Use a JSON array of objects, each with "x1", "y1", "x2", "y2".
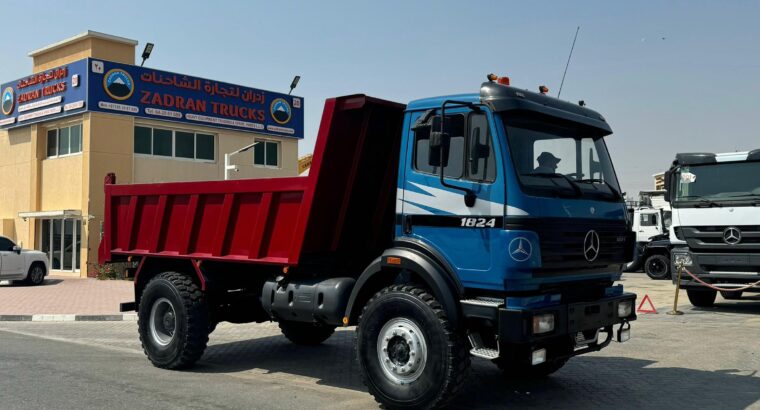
[
  {"x1": 644, "y1": 254, "x2": 670, "y2": 280},
  {"x1": 496, "y1": 358, "x2": 568, "y2": 379},
  {"x1": 279, "y1": 321, "x2": 336, "y2": 345},
  {"x1": 24, "y1": 263, "x2": 46, "y2": 286},
  {"x1": 138, "y1": 272, "x2": 209, "y2": 369},
  {"x1": 356, "y1": 284, "x2": 469, "y2": 409},
  {"x1": 686, "y1": 289, "x2": 717, "y2": 308}
]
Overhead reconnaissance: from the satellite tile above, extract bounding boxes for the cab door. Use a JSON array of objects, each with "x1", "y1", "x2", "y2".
[
  {"x1": 399, "y1": 109, "x2": 505, "y2": 287},
  {"x1": 637, "y1": 211, "x2": 660, "y2": 242}
]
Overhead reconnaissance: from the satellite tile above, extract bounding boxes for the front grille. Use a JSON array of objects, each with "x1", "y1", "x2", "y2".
[
  {"x1": 508, "y1": 217, "x2": 631, "y2": 270},
  {"x1": 681, "y1": 225, "x2": 760, "y2": 252}
]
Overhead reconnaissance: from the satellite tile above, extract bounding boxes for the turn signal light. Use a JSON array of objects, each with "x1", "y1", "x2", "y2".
[{"x1": 487, "y1": 73, "x2": 510, "y2": 86}]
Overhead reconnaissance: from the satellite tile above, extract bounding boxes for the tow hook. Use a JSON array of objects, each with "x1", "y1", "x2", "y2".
[{"x1": 616, "y1": 321, "x2": 631, "y2": 343}]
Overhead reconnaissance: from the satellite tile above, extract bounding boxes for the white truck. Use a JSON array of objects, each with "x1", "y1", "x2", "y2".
[
  {"x1": 626, "y1": 204, "x2": 672, "y2": 279},
  {"x1": 0, "y1": 235, "x2": 49, "y2": 285},
  {"x1": 664, "y1": 150, "x2": 760, "y2": 306}
]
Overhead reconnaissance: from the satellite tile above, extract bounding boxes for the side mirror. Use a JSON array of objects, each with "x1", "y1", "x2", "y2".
[
  {"x1": 428, "y1": 116, "x2": 451, "y2": 167},
  {"x1": 469, "y1": 127, "x2": 490, "y2": 174},
  {"x1": 12, "y1": 245, "x2": 21, "y2": 254},
  {"x1": 663, "y1": 171, "x2": 672, "y2": 202}
]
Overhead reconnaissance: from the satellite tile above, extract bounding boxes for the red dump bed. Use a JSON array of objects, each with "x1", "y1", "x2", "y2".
[{"x1": 99, "y1": 95, "x2": 406, "y2": 268}]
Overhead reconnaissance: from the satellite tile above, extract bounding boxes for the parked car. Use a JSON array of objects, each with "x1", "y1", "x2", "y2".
[{"x1": 0, "y1": 236, "x2": 49, "y2": 285}]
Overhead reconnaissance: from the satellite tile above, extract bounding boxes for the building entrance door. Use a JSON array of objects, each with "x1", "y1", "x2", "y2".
[{"x1": 40, "y1": 219, "x2": 81, "y2": 272}]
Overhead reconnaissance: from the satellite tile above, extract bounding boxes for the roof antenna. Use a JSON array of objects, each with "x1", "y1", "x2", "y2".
[{"x1": 558, "y1": 26, "x2": 580, "y2": 99}]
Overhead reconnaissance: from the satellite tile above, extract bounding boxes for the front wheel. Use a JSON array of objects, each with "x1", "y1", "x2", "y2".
[
  {"x1": 356, "y1": 285, "x2": 469, "y2": 409},
  {"x1": 686, "y1": 289, "x2": 717, "y2": 308},
  {"x1": 138, "y1": 272, "x2": 209, "y2": 369},
  {"x1": 25, "y1": 263, "x2": 46, "y2": 286},
  {"x1": 644, "y1": 255, "x2": 670, "y2": 280}
]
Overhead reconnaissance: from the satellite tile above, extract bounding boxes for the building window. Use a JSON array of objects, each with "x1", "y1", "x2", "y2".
[
  {"x1": 47, "y1": 124, "x2": 82, "y2": 158},
  {"x1": 253, "y1": 139, "x2": 280, "y2": 167},
  {"x1": 134, "y1": 126, "x2": 215, "y2": 161}
]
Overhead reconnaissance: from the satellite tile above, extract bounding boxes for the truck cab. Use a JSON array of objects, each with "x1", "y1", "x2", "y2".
[
  {"x1": 665, "y1": 150, "x2": 760, "y2": 306},
  {"x1": 391, "y1": 78, "x2": 636, "y2": 368}
]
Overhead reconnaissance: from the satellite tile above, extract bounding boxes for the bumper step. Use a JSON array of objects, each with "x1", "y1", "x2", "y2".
[
  {"x1": 468, "y1": 332, "x2": 500, "y2": 360},
  {"x1": 470, "y1": 347, "x2": 500, "y2": 359}
]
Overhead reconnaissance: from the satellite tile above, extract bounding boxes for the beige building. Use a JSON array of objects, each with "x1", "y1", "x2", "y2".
[
  {"x1": 653, "y1": 172, "x2": 665, "y2": 190},
  {"x1": 0, "y1": 31, "x2": 300, "y2": 277}
]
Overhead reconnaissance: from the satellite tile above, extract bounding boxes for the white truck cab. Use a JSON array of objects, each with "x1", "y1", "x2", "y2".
[
  {"x1": 0, "y1": 236, "x2": 49, "y2": 285},
  {"x1": 665, "y1": 149, "x2": 760, "y2": 306}
]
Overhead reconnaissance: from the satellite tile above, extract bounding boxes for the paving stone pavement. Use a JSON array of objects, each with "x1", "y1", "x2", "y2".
[
  {"x1": 0, "y1": 276, "x2": 133, "y2": 316},
  {"x1": 0, "y1": 273, "x2": 758, "y2": 409}
]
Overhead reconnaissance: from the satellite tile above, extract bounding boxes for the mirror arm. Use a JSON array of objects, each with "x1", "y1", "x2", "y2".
[{"x1": 438, "y1": 100, "x2": 477, "y2": 207}]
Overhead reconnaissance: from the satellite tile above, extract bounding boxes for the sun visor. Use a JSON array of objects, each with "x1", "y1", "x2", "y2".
[{"x1": 674, "y1": 153, "x2": 717, "y2": 165}]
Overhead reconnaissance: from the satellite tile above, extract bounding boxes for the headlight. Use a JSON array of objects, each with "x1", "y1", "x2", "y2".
[
  {"x1": 532, "y1": 313, "x2": 555, "y2": 334},
  {"x1": 618, "y1": 300, "x2": 632, "y2": 318},
  {"x1": 672, "y1": 252, "x2": 692, "y2": 267}
]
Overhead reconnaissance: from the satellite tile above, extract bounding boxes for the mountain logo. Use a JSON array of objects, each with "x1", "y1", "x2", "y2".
[
  {"x1": 2, "y1": 87, "x2": 14, "y2": 115},
  {"x1": 103, "y1": 69, "x2": 134, "y2": 101},
  {"x1": 270, "y1": 98, "x2": 292, "y2": 124}
]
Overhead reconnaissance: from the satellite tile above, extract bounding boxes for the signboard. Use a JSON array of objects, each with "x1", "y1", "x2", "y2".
[
  {"x1": 0, "y1": 59, "x2": 88, "y2": 128},
  {"x1": 88, "y1": 59, "x2": 303, "y2": 138}
]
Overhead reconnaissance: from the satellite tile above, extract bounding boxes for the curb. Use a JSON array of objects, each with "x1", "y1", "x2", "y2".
[{"x1": 0, "y1": 313, "x2": 138, "y2": 322}]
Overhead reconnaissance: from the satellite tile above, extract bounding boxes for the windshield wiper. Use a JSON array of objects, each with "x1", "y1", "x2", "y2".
[
  {"x1": 693, "y1": 199, "x2": 723, "y2": 208},
  {"x1": 528, "y1": 173, "x2": 582, "y2": 196},
  {"x1": 575, "y1": 178, "x2": 622, "y2": 200}
]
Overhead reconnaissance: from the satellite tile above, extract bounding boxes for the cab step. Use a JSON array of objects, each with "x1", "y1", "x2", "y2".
[{"x1": 468, "y1": 332, "x2": 500, "y2": 360}]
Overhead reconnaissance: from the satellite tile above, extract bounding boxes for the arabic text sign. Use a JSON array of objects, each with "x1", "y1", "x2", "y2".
[
  {"x1": 88, "y1": 60, "x2": 304, "y2": 138},
  {"x1": 0, "y1": 59, "x2": 88, "y2": 128}
]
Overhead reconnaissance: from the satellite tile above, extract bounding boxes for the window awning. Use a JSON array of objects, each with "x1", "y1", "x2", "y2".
[{"x1": 18, "y1": 210, "x2": 82, "y2": 220}]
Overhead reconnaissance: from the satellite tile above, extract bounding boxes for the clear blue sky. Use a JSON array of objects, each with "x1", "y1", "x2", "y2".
[{"x1": 2, "y1": 0, "x2": 758, "y2": 195}]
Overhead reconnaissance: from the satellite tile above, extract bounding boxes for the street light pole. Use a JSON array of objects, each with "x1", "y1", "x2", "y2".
[{"x1": 224, "y1": 141, "x2": 259, "y2": 180}]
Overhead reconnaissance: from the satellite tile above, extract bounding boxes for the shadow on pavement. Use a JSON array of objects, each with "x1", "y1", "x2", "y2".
[
  {"x1": 193, "y1": 333, "x2": 760, "y2": 409},
  {"x1": 0, "y1": 279, "x2": 63, "y2": 287},
  {"x1": 691, "y1": 300, "x2": 760, "y2": 315}
]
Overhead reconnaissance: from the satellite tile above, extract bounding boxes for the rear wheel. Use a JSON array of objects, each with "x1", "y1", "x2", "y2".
[
  {"x1": 138, "y1": 272, "x2": 209, "y2": 369},
  {"x1": 356, "y1": 285, "x2": 469, "y2": 409},
  {"x1": 644, "y1": 255, "x2": 670, "y2": 280},
  {"x1": 686, "y1": 289, "x2": 717, "y2": 308},
  {"x1": 25, "y1": 263, "x2": 46, "y2": 286},
  {"x1": 279, "y1": 321, "x2": 336, "y2": 345}
]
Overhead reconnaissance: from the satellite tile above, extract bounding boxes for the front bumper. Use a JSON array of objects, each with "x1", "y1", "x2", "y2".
[
  {"x1": 463, "y1": 292, "x2": 636, "y2": 364},
  {"x1": 671, "y1": 249, "x2": 760, "y2": 291}
]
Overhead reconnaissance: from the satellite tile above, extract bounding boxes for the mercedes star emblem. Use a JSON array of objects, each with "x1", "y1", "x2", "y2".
[
  {"x1": 723, "y1": 227, "x2": 742, "y2": 245},
  {"x1": 584, "y1": 230, "x2": 600, "y2": 262},
  {"x1": 508, "y1": 237, "x2": 532, "y2": 262}
]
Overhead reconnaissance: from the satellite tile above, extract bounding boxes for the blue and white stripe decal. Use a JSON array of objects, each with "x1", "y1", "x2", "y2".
[{"x1": 397, "y1": 182, "x2": 528, "y2": 216}]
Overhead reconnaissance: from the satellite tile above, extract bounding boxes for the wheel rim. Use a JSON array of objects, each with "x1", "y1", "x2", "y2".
[
  {"x1": 149, "y1": 297, "x2": 177, "y2": 346},
  {"x1": 31, "y1": 267, "x2": 43, "y2": 283},
  {"x1": 376, "y1": 318, "x2": 427, "y2": 385},
  {"x1": 648, "y1": 259, "x2": 667, "y2": 276}
]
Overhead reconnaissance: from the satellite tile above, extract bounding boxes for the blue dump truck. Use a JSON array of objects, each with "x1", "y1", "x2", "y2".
[{"x1": 104, "y1": 75, "x2": 637, "y2": 409}]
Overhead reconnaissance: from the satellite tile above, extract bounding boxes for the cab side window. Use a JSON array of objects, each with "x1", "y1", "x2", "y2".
[
  {"x1": 413, "y1": 114, "x2": 465, "y2": 179},
  {"x1": 413, "y1": 113, "x2": 495, "y2": 183},
  {"x1": 640, "y1": 214, "x2": 658, "y2": 226}
]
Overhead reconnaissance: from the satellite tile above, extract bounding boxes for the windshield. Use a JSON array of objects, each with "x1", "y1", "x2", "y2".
[
  {"x1": 675, "y1": 162, "x2": 760, "y2": 205},
  {"x1": 502, "y1": 114, "x2": 621, "y2": 200}
]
